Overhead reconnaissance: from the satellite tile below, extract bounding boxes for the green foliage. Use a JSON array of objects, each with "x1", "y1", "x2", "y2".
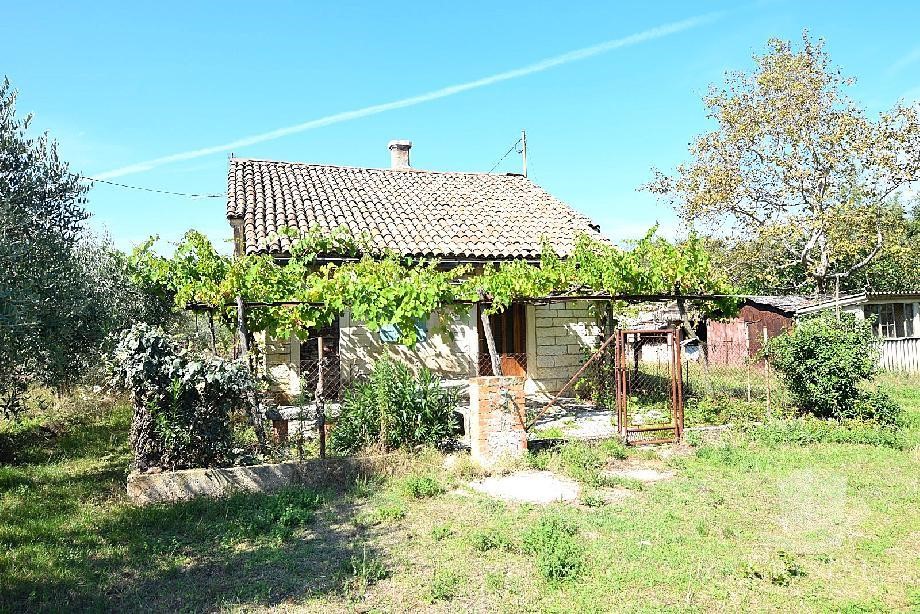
[
  {"x1": 427, "y1": 569, "x2": 463, "y2": 602},
  {"x1": 112, "y1": 324, "x2": 259, "y2": 470},
  {"x1": 598, "y1": 438, "x2": 629, "y2": 460},
  {"x1": 521, "y1": 514, "x2": 586, "y2": 582},
  {"x1": 684, "y1": 396, "x2": 771, "y2": 426},
  {"x1": 647, "y1": 33, "x2": 920, "y2": 292},
  {"x1": 330, "y1": 358, "x2": 459, "y2": 455},
  {"x1": 747, "y1": 417, "x2": 902, "y2": 448},
  {"x1": 399, "y1": 474, "x2": 444, "y2": 499},
  {"x1": 768, "y1": 312, "x2": 900, "y2": 423},
  {"x1": 0, "y1": 79, "x2": 169, "y2": 414},
  {"x1": 132, "y1": 223, "x2": 738, "y2": 351},
  {"x1": 342, "y1": 545, "x2": 388, "y2": 594},
  {"x1": 470, "y1": 527, "x2": 515, "y2": 553},
  {"x1": 528, "y1": 440, "x2": 629, "y2": 487}
]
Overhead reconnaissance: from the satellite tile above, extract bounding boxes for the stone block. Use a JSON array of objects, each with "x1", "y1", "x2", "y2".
[{"x1": 126, "y1": 455, "x2": 399, "y2": 505}]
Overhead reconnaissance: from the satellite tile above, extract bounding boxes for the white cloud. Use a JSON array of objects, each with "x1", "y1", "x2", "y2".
[
  {"x1": 887, "y1": 46, "x2": 920, "y2": 76},
  {"x1": 94, "y1": 11, "x2": 724, "y2": 179}
]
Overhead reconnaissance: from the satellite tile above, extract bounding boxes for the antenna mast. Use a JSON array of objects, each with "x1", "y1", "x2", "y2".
[{"x1": 521, "y1": 129, "x2": 528, "y2": 177}]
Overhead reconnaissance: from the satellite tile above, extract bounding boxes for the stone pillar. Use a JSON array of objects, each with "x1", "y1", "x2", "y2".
[{"x1": 469, "y1": 376, "x2": 527, "y2": 466}]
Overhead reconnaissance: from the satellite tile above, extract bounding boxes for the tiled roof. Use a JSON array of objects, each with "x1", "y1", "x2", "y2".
[
  {"x1": 746, "y1": 295, "x2": 823, "y2": 313},
  {"x1": 227, "y1": 158, "x2": 604, "y2": 259}
]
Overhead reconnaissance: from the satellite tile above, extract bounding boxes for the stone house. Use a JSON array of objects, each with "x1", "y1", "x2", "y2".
[{"x1": 226, "y1": 140, "x2": 605, "y2": 399}]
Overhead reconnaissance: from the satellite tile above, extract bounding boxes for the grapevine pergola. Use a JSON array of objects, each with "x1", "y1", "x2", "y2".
[{"x1": 130, "y1": 226, "x2": 741, "y2": 374}]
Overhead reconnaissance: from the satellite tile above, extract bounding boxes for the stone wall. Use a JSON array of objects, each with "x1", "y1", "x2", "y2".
[
  {"x1": 263, "y1": 333, "x2": 300, "y2": 401},
  {"x1": 527, "y1": 301, "x2": 601, "y2": 395},
  {"x1": 127, "y1": 455, "x2": 402, "y2": 505}
]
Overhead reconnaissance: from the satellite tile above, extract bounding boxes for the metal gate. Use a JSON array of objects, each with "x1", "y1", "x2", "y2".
[{"x1": 615, "y1": 329, "x2": 684, "y2": 444}]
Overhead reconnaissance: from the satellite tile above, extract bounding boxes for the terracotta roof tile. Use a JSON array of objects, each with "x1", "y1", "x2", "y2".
[{"x1": 227, "y1": 158, "x2": 604, "y2": 259}]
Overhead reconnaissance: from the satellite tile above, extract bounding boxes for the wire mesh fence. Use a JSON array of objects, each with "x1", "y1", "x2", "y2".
[
  {"x1": 298, "y1": 358, "x2": 345, "y2": 401},
  {"x1": 477, "y1": 352, "x2": 528, "y2": 378},
  {"x1": 681, "y1": 339, "x2": 790, "y2": 426}
]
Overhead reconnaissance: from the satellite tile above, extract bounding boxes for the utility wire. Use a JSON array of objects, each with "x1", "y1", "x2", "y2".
[
  {"x1": 487, "y1": 137, "x2": 523, "y2": 174},
  {"x1": 80, "y1": 176, "x2": 223, "y2": 199}
]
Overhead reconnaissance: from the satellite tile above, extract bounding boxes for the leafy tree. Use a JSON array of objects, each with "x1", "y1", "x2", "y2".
[
  {"x1": 1, "y1": 78, "x2": 89, "y2": 408},
  {"x1": 703, "y1": 199, "x2": 920, "y2": 293},
  {"x1": 0, "y1": 78, "x2": 171, "y2": 417},
  {"x1": 647, "y1": 33, "x2": 920, "y2": 293}
]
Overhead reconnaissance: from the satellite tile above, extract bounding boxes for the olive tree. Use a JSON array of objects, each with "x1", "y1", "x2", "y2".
[{"x1": 647, "y1": 33, "x2": 920, "y2": 293}]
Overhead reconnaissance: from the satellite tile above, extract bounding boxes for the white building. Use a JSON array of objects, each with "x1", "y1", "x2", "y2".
[
  {"x1": 225, "y1": 141, "x2": 606, "y2": 400},
  {"x1": 797, "y1": 291, "x2": 920, "y2": 373}
]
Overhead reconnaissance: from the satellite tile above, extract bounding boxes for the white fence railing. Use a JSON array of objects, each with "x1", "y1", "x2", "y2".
[{"x1": 879, "y1": 338, "x2": 920, "y2": 373}]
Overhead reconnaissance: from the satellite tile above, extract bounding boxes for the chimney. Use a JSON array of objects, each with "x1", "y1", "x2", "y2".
[{"x1": 388, "y1": 139, "x2": 412, "y2": 169}]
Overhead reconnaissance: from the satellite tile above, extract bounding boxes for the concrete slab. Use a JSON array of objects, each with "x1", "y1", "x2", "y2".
[{"x1": 468, "y1": 470, "x2": 580, "y2": 504}]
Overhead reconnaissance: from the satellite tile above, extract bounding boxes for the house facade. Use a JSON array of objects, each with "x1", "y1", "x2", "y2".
[
  {"x1": 226, "y1": 140, "x2": 605, "y2": 399},
  {"x1": 797, "y1": 291, "x2": 920, "y2": 373}
]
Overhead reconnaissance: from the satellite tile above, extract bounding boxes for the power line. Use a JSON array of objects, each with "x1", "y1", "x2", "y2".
[
  {"x1": 80, "y1": 176, "x2": 223, "y2": 199},
  {"x1": 487, "y1": 137, "x2": 523, "y2": 174}
]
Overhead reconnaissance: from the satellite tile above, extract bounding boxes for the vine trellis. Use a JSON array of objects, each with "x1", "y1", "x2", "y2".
[{"x1": 129, "y1": 225, "x2": 740, "y2": 374}]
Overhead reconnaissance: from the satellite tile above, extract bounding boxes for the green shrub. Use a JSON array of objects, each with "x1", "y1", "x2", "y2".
[
  {"x1": 428, "y1": 569, "x2": 462, "y2": 602},
  {"x1": 112, "y1": 324, "x2": 260, "y2": 470},
  {"x1": 598, "y1": 438, "x2": 628, "y2": 460},
  {"x1": 470, "y1": 527, "x2": 514, "y2": 552},
  {"x1": 400, "y1": 474, "x2": 444, "y2": 499},
  {"x1": 373, "y1": 502, "x2": 407, "y2": 523},
  {"x1": 767, "y1": 312, "x2": 900, "y2": 424},
  {"x1": 685, "y1": 396, "x2": 770, "y2": 426},
  {"x1": 521, "y1": 514, "x2": 586, "y2": 581},
  {"x1": 558, "y1": 441, "x2": 604, "y2": 482},
  {"x1": 343, "y1": 545, "x2": 388, "y2": 593},
  {"x1": 330, "y1": 358, "x2": 459, "y2": 455}
]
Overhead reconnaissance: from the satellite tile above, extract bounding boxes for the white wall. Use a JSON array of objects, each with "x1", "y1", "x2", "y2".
[
  {"x1": 264, "y1": 301, "x2": 603, "y2": 399},
  {"x1": 338, "y1": 307, "x2": 478, "y2": 381},
  {"x1": 527, "y1": 301, "x2": 601, "y2": 395}
]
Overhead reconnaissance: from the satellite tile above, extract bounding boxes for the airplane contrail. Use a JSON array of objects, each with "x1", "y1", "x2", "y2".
[{"x1": 95, "y1": 12, "x2": 723, "y2": 179}]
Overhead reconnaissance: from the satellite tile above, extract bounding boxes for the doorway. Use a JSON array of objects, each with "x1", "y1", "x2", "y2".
[{"x1": 477, "y1": 303, "x2": 527, "y2": 376}]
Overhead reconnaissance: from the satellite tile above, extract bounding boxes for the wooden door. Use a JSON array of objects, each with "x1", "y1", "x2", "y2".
[{"x1": 477, "y1": 303, "x2": 527, "y2": 376}]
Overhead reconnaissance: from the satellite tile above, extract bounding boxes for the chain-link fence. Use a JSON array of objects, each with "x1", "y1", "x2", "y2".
[
  {"x1": 682, "y1": 339, "x2": 790, "y2": 426},
  {"x1": 477, "y1": 352, "x2": 527, "y2": 378}
]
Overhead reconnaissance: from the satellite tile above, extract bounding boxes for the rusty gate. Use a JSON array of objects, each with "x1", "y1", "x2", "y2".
[{"x1": 615, "y1": 329, "x2": 684, "y2": 444}]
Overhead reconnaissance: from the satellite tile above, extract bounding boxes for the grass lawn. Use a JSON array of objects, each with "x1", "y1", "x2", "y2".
[{"x1": 1, "y1": 376, "x2": 919, "y2": 613}]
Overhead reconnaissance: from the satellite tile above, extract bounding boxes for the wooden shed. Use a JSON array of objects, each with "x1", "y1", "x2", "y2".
[{"x1": 706, "y1": 296, "x2": 816, "y2": 366}]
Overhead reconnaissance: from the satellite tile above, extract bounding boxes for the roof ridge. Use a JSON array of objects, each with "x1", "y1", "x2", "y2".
[{"x1": 229, "y1": 156, "x2": 528, "y2": 178}]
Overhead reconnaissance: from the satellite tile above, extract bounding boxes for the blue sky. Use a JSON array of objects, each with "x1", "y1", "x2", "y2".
[{"x1": 3, "y1": 1, "x2": 919, "y2": 253}]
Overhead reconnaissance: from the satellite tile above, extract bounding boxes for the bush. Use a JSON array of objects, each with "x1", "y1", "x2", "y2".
[
  {"x1": 113, "y1": 324, "x2": 260, "y2": 471},
  {"x1": 330, "y1": 358, "x2": 459, "y2": 455},
  {"x1": 470, "y1": 527, "x2": 514, "y2": 553},
  {"x1": 400, "y1": 474, "x2": 444, "y2": 499},
  {"x1": 521, "y1": 514, "x2": 585, "y2": 581},
  {"x1": 767, "y1": 312, "x2": 900, "y2": 423},
  {"x1": 427, "y1": 569, "x2": 462, "y2": 602}
]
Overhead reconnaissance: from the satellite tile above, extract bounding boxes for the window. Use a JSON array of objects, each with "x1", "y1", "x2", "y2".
[
  {"x1": 865, "y1": 303, "x2": 915, "y2": 339},
  {"x1": 379, "y1": 317, "x2": 428, "y2": 344}
]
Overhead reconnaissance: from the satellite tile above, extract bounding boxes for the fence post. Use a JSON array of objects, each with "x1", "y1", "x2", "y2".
[
  {"x1": 316, "y1": 336, "x2": 326, "y2": 459},
  {"x1": 763, "y1": 327, "x2": 771, "y2": 418}
]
